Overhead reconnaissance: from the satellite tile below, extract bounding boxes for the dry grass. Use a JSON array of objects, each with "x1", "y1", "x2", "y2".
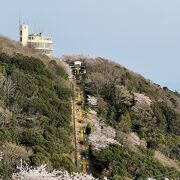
[
  {"x1": 154, "y1": 150, "x2": 180, "y2": 172},
  {"x1": 0, "y1": 35, "x2": 50, "y2": 65}
]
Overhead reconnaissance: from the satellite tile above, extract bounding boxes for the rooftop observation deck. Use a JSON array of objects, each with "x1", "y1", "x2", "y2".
[{"x1": 28, "y1": 33, "x2": 53, "y2": 42}]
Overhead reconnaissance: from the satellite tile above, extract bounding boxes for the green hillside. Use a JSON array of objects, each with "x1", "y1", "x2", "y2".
[
  {"x1": 0, "y1": 40, "x2": 76, "y2": 179},
  {"x1": 0, "y1": 37, "x2": 179, "y2": 179},
  {"x1": 85, "y1": 58, "x2": 180, "y2": 179},
  {"x1": 65, "y1": 56, "x2": 180, "y2": 179}
]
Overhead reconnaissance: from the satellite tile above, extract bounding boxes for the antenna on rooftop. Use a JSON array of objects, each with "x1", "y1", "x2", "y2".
[
  {"x1": 38, "y1": 25, "x2": 41, "y2": 34},
  {"x1": 18, "y1": 10, "x2": 21, "y2": 42},
  {"x1": 19, "y1": 16, "x2": 21, "y2": 27},
  {"x1": 18, "y1": 10, "x2": 21, "y2": 27},
  {"x1": 41, "y1": 27, "x2": 44, "y2": 35},
  {"x1": 33, "y1": 22, "x2": 36, "y2": 34}
]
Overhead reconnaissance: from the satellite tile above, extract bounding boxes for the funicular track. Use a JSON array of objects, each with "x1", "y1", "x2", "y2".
[
  {"x1": 70, "y1": 60, "x2": 90, "y2": 174},
  {"x1": 71, "y1": 83, "x2": 78, "y2": 166}
]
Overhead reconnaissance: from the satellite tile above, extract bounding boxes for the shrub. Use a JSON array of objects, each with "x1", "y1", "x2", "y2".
[
  {"x1": 85, "y1": 124, "x2": 91, "y2": 135},
  {"x1": 30, "y1": 153, "x2": 49, "y2": 166},
  {"x1": 90, "y1": 144, "x2": 180, "y2": 179}
]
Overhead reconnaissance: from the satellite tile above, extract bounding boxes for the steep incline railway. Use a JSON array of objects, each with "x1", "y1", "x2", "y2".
[{"x1": 70, "y1": 60, "x2": 90, "y2": 174}]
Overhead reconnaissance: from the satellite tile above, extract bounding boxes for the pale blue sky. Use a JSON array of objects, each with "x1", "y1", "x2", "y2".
[{"x1": 1, "y1": 0, "x2": 180, "y2": 91}]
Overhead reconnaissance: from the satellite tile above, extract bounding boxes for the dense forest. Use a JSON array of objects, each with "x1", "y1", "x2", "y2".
[{"x1": 0, "y1": 51, "x2": 76, "y2": 179}]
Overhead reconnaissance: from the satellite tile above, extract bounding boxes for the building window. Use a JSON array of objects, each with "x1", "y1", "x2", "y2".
[
  {"x1": 20, "y1": 30, "x2": 22, "y2": 35},
  {"x1": 20, "y1": 37, "x2": 22, "y2": 42}
]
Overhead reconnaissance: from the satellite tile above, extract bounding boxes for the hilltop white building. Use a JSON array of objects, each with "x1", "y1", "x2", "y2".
[{"x1": 19, "y1": 24, "x2": 53, "y2": 57}]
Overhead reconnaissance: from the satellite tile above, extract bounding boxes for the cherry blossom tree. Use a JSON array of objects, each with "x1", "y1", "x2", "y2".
[{"x1": 12, "y1": 165, "x2": 102, "y2": 180}]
